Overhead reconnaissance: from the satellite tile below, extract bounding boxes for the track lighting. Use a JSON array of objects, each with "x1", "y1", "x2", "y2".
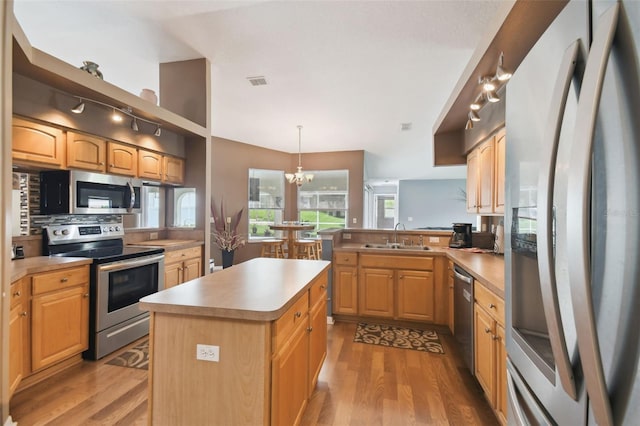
[
  {"x1": 470, "y1": 93, "x2": 485, "y2": 111},
  {"x1": 71, "y1": 99, "x2": 85, "y2": 114},
  {"x1": 68, "y1": 95, "x2": 163, "y2": 136},
  {"x1": 465, "y1": 52, "x2": 511, "y2": 131},
  {"x1": 469, "y1": 110, "x2": 481, "y2": 122},
  {"x1": 481, "y1": 78, "x2": 496, "y2": 92}
]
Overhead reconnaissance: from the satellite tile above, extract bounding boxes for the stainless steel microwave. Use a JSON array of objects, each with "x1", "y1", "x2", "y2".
[{"x1": 40, "y1": 170, "x2": 142, "y2": 215}]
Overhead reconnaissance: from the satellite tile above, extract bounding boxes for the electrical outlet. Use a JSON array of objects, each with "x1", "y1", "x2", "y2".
[
  {"x1": 149, "y1": 232, "x2": 158, "y2": 240},
  {"x1": 408, "y1": 217, "x2": 413, "y2": 222},
  {"x1": 196, "y1": 344, "x2": 220, "y2": 362},
  {"x1": 352, "y1": 217, "x2": 357, "y2": 224},
  {"x1": 429, "y1": 237, "x2": 440, "y2": 243},
  {"x1": 343, "y1": 233, "x2": 351, "y2": 240}
]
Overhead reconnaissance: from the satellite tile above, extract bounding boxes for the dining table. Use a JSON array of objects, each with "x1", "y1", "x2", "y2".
[{"x1": 269, "y1": 223, "x2": 315, "y2": 259}]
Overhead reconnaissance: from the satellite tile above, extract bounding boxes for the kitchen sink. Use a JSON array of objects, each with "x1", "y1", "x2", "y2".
[{"x1": 361, "y1": 243, "x2": 430, "y2": 251}]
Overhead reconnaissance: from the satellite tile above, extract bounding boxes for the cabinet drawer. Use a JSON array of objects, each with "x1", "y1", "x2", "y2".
[
  {"x1": 310, "y1": 271, "x2": 328, "y2": 308},
  {"x1": 272, "y1": 292, "x2": 309, "y2": 351},
  {"x1": 360, "y1": 254, "x2": 433, "y2": 271},
  {"x1": 475, "y1": 283, "x2": 504, "y2": 325},
  {"x1": 32, "y1": 266, "x2": 89, "y2": 295},
  {"x1": 165, "y1": 246, "x2": 202, "y2": 264},
  {"x1": 10, "y1": 278, "x2": 26, "y2": 308},
  {"x1": 334, "y1": 252, "x2": 357, "y2": 266}
]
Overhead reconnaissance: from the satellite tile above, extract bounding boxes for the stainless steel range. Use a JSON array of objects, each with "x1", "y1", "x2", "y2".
[{"x1": 43, "y1": 219, "x2": 164, "y2": 359}]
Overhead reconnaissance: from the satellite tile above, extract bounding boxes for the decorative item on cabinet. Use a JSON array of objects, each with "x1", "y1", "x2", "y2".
[
  {"x1": 139, "y1": 88, "x2": 158, "y2": 105},
  {"x1": 211, "y1": 200, "x2": 246, "y2": 268},
  {"x1": 79, "y1": 61, "x2": 103, "y2": 79}
]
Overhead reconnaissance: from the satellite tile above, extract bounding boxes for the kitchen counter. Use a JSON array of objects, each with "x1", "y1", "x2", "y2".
[
  {"x1": 127, "y1": 239, "x2": 203, "y2": 251},
  {"x1": 334, "y1": 243, "x2": 504, "y2": 299},
  {"x1": 10, "y1": 256, "x2": 93, "y2": 283},
  {"x1": 139, "y1": 257, "x2": 331, "y2": 320}
]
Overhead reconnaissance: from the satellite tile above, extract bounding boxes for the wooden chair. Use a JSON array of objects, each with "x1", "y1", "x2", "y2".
[
  {"x1": 260, "y1": 239, "x2": 286, "y2": 258},
  {"x1": 314, "y1": 238, "x2": 323, "y2": 259},
  {"x1": 294, "y1": 239, "x2": 318, "y2": 260}
]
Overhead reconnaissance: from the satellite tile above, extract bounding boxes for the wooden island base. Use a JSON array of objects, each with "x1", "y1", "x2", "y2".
[{"x1": 140, "y1": 258, "x2": 330, "y2": 425}]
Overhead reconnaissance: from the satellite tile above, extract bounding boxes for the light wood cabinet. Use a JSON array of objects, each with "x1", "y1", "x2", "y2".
[
  {"x1": 163, "y1": 246, "x2": 202, "y2": 289},
  {"x1": 107, "y1": 141, "x2": 137, "y2": 176},
  {"x1": 12, "y1": 117, "x2": 66, "y2": 167},
  {"x1": 308, "y1": 279, "x2": 327, "y2": 395},
  {"x1": 66, "y1": 131, "x2": 106, "y2": 171},
  {"x1": 473, "y1": 282, "x2": 506, "y2": 425},
  {"x1": 9, "y1": 278, "x2": 29, "y2": 398},
  {"x1": 163, "y1": 155, "x2": 185, "y2": 185},
  {"x1": 397, "y1": 269, "x2": 434, "y2": 321},
  {"x1": 466, "y1": 128, "x2": 505, "y2": 215},
  {"x1": 447, "y1": 261, "x2": 455, "y2": 334},
  {"x1": 138, "y1": 149, "x2": 163, "y2": 180},
  {"x1": 359, "y1": 267, "x2": 395, "y2": 318},
  {"x1": 332, "y1": 251, "x2": 358, "y2": 315},
  {"x1": 30, "y1": 266, "x2": 89, "y2": 372}
]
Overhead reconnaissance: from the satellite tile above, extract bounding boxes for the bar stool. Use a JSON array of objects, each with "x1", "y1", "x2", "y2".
[
  {"x1": 314, "y1": 239, "x2": 323, "y2": 259},
  {"x1": 294, "y1": 239, "x2": 318, "y2": 260},
  {"x1": 260, "y1": 239, "x2": 286, "y2": 258}
]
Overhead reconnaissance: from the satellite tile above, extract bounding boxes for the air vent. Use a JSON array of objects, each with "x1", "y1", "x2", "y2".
[
  {"x1": 401, "y1": 122, "x2": 412, "y2": 131},
  {"x1": 247, "y1": 76, "x2": 267, "y2": 86}
]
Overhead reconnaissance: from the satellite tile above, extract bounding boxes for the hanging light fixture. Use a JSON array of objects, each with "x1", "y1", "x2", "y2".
[{"x1": 285, "y1": 125, "x2": 314, "y2": 187}]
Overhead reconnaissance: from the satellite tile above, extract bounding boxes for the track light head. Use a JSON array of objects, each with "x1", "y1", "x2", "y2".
[
  {"x1": 496, "y1": 52, "x2": 512, "y2": 81},
  {"x1": 486, "y1": 90, "x2": 500, "y2": 103},
  {"x1": 71, "y1": 100, "x2": 85, "y2": 114},
  {"x1": 131, "y1": 118, "x2": 139, "y2": 132},
  {"x1": 469, "y1": 110, "x2": 481, "y2": 122},
  {"x1": 465, "y1": 119, "x2": 473, "y2": 130},
  {"x1": 112, "y1": 108, "x2": 123, "y2": 122},
  {"x1": 154, "y1": 125, "x2": 162, "y2": 137}
]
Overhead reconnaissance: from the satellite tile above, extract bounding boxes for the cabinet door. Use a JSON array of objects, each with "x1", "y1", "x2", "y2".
[
  {"x1": 107, "y1": 142, "x2": 137, "y2": 176},
  {"x1": 66, "y1": 132, "x2": 106, "y2": 171},
  {"x1": 447, "y1": 263, "x2": 455, "y2": 334},
  {"x1": 333, "y1": 265, "x2": 358, "y2": 315},
  {"x1": 474, "y1": 304, "x2": 496, "y2": 405},
  {"x1": 308, "y1": 297, "x2": 327, "y2": 396},
  {"x1": 272, "y1": 322, "x2": 309, "y2": 426},
  {"x1": 9, "y1": 301, "x2": 28, "y2": 397},
  {"x1": 359, "y1": 268, "x2": 394, "y2": 318},
  {"x1": 182, "y1": 257, "x2": 202, "y2": 283},
  {"x1": 138, "y1": 150, "x2": 163, "y2": 180},
  {"x1": 163, "y1": 156, "x2": 184, "y2": 185},
  {"x1": 31, "y1": 285, "x2": 89, "y2": 371},
  {"x1": 397, "y1": 269, "x2": 434, "y2": 321},
  {"x1": 12, "y1": 117, "x2": 65, "y2": 167},
  {"x1": 466, "y1": 148, "x2": 479, "y2": 213},
  {"x1": 478, "y1": 138, "x2": 495, "y2": 214},
  {"x1": 495, "y1": 323, "x2": 507, "y2": 425},
  {"x1": 494, "y1": 130, "x2": 506, "y2": 214},
  {"x1": 164, "y1": 262, "x2": 183, "y2": 289}
]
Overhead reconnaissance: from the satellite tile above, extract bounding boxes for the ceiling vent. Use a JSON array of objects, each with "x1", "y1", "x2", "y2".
[
  {"x1": 247, "y1": 76, "x2": 267, "y2": 86},
  {"x1": 401, "y1": 122, "x2": 412, "y2": 131}
]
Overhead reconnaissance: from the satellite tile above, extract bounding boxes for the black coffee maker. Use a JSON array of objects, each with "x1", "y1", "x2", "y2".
[{"x1": 449, "y1": 223, "x2": 472, "y2": 248}]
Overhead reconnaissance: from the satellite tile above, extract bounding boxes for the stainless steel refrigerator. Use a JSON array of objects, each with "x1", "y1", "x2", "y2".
[{"x1": 505, "y1": 0, "x2": 640, "y2": 424}]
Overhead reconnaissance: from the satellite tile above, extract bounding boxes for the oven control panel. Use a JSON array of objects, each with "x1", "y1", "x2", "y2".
[{"x1": 46, "y1": 221, "x2": 125, "y2": 244}]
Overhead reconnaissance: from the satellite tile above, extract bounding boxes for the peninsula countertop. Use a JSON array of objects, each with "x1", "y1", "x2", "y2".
[{"x1": 139, "y1": 257, "x2": 331, "y2": 321}]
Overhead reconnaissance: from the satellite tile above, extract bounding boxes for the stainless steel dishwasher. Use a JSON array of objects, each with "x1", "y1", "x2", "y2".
[{"x1": 453, "y1": 265, "x2": 474, "y2": 373}]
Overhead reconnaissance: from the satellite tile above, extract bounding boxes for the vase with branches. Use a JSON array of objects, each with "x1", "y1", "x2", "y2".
[{"x1": 211, "y1": 199, "x2": 246, "y2": 267}]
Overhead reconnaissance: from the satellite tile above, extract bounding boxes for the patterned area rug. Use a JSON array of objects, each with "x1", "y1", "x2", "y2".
[
  {"x1": 106, "y1": 339, "x2": 149, "y2": 370},
  {"x1": 354, "y1": 323, "x2": 444, "y2": 354}
]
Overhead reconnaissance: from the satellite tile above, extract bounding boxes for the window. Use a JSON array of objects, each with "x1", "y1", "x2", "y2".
[
  {"x1": 298, "y1": 170, "x2": 348, "y2": 236},
  {"x1": 174, "y1": 188, "x2": 196, "y2": 227},
  {"x1": 248, "y1": 169, "x2": 285, "y2": 239}
]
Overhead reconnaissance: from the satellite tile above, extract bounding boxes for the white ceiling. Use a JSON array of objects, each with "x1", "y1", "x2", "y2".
[{"x1": 13, "y1": 0, "x2": 503, "y2": 182}]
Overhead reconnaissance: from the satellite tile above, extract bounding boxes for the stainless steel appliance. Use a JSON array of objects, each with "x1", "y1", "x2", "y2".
[
  {"x1": 44, "y1": 218, "x2": 164, "y2": 359},
  {"x1": 40, "y1": 170, "x2": 142, "y2": 215},
  {"x1": 453, "y1": 265, "x2": 474, "y2": 372},
  {"x1": 506, "y1": 1, "x2": 640, "y2": 424},
  {"x1": 449, "y1": 223, "x2": 472, "y2": 248}
]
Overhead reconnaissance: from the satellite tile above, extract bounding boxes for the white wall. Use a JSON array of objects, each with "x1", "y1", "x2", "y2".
[{"x1": 398, "y1": 179, "x2": 473, "y2": 229}]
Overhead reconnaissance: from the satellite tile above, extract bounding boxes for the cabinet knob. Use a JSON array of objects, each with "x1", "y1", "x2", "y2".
[
  {"x1": 488, "y1": 303, "x2": 496, "y2": 309},
  {"x1": 60, "y1": 277, "x2": 69, "y2": 283},
  {"x1": 99, "y1": 162, "x2": 104, "y2": 165},
  {"x1": 320, "y1": 285, "x2": 326, "y2": 289},
  {"x1": 399, "y1": 275, "x2": 404, "y2": 279},
  {"x1": 295, "y1": 311, "x2": 302, "y2": 318},
  {"x1": 110, "y1": 164, "x2": 115, "y2": 168},
  {"x1": 492, "y1": 335, "x2": 500, "y2": 341},
  {"x1": 484, "y1": 327, "x2": 491, "y2": 334},
  {"x1": 83, "y1": 293, "x2": 89, "y2": 298},
  {"x1": 13, "y1": 291, "x2": 21, "y2": 297},
  {"x1": 307, "y1": 327, "x2": 313, "y2": 332},
  {"x1": 21, "y1": 311, "x2": 27, "y2": 317}
]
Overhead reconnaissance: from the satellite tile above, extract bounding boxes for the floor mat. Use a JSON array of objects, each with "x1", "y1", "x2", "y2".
[{"x1": 354, "y1": 323, "x2": 444, "y2": 354}]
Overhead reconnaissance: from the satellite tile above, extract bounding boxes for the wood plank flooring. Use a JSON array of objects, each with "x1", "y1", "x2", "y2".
[{"x1": 10, "y1": 321, "x2": 497, "y2": 425}]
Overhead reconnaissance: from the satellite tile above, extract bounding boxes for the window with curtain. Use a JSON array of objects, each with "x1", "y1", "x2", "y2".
[
  {"x1": 248, "y1": 169, "x2": 285, "y2": 239},
  {"x1": 297, "y1": 170, "x2": 348, "y2": 236}
]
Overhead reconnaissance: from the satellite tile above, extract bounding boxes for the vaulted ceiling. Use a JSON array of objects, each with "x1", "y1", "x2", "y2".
[{"x1": 13, "y1": 0, "x2": 504, "y2": 182}]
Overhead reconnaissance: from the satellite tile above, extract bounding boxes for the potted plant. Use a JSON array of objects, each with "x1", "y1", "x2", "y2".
[{"x1": 211, "y1": 199, "x2": 246, "y2": 268}]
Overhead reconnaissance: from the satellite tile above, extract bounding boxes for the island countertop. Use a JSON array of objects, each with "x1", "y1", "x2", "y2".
[{"x1": 140, "y1": 257, "x2": 331, "y2": 321}]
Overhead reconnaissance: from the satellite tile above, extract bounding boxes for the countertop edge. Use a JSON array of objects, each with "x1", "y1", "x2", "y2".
[{"x1": 11, "y1": 257, "x2": 93, "y2": 283}]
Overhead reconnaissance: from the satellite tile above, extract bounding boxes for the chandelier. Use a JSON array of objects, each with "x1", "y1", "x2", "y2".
[{"x1": 285, "y1": 125, "x2": 314, "y2": 186}]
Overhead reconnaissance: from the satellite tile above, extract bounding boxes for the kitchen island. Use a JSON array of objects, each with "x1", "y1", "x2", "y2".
[{"x1": 139, "y1": 257, "x2": 331, "y2": 426}]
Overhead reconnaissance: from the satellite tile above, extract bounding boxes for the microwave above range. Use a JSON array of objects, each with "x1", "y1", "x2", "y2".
[{"x1": 40, "y1": 170, "x2": 142, "y2": 215}]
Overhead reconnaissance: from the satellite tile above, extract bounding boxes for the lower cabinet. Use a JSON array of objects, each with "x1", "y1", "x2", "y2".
[
  {"x1": 359, "y1": 267, "x2": 394, "y2": 318},
  {"x1": 447, "y1": 261, "x2": 455, "y2": 333},
  {"x1": 9, "y1": 278, "x2": 28, "y2": 398},
  {"x1": 397, "y1": 269, "x2": 434, "y2": 322},
  {"x1": 164, "y1": 246, "x2": 202, "y2": 288},
  {"x1": 473, "y1": 282, "x2": 507, "y2": 425},
  {"x1": 332, "y1": 251, "x2": 358, "y2": 315}
]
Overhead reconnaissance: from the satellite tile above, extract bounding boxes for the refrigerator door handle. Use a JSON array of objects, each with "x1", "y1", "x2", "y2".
[
  {"x1": 536, "y1": 39, "x2": 580, "y2": 401},
  {"x1": 566, "y1": 4, "x2": 619, "y2": 426}
]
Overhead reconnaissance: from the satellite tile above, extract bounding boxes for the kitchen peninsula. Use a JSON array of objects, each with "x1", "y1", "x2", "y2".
[{"x1": 139, "y1": 257, "x2": 330, "y2": 425}]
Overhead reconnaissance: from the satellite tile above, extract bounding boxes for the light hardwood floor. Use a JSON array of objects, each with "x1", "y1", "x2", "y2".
[{"x1": 10, "y1": 321, "x2": 497, "y2": 425}]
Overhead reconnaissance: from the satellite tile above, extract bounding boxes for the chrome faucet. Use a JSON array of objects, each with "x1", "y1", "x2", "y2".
[{"x1": 393, "y1": 222, "x2": 406, "y2": 245}]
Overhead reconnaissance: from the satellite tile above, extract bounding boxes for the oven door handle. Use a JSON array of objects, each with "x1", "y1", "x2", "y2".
[{"x1": 97, "y1": 254, "x2": 164, "y2": 273}]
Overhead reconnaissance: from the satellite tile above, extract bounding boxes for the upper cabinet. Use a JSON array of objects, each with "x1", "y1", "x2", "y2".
[
  {"x1": 466, "y1": 128, "x2": 505, "y2": 216},
  {"x1": 67, "y1": 132, "x2": 106, "y2": 172},
  {"x1": 163, "y1": 156, "x2": 184, "y2": 185},
  {"x1": 12, "y1": 117, "x2": 66, "y2": 168},
  {"x1": 138, "y1": 149, "x2": 163, "y2": 181},
  {"x1": 107, "y1": 142, "x2": 137, "y2": 177}
]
